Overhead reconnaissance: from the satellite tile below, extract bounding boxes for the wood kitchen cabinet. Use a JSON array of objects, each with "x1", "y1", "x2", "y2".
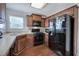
[
  {"x1": 53, "y1": 7, "x2": 74, "y2": 18},
  {"x1": 45, "y1": 34, "x2": 48, "y2": 46},
  {"x1": 27, "y1": 14, "x2": 42, "y2": 27},
  {"x1": 9, "y1": 34, "x2": 34, "y2": 56},
  {"x1": 45, "y1": 19, "x2": 48, "y2": 27},
  {"x1": 32, "y1": 14, "x2": 42, "y2": 21},
  {"x1": 26, "y1": 34, "x2": 34, "y2": 48},
  {"x1": 27, "y1": 15, "x2": 32, "y2": 27},
  {"x1": 27, "y1": 14, "x2": 46, "y2": 27},
  {"x1": 47, "y1": 6, "x2": 74, "y2": 20},
  {"x1": 10, "y1": 34, "x2": 27, "y2": 55},
  {"x1": 41, "y1": 18, "x2": 45, "y2": 27}
]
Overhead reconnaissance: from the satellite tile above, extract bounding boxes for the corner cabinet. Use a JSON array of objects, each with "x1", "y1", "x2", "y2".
[
  {"x1": 10, "y1": 34, "x2": 27, "y2": 56},
  {"x1": 9, "y1": 34, "x2": 34, "y2": 56}
]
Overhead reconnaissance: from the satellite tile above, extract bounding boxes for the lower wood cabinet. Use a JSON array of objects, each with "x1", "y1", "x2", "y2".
[
  {"x1": 9, "y1": 34, "x2": 46, "y2": 56},
  {"x1": 16, "y1": 37, "x2": 27, "y2": 53},
  {"x1": 9, "y1": 34, "x2": 34, "y2": 56},
  {"x1": 45, "y1": 34, "x2": 48, "y2": 46},
  {"x1": 26, "y1": 34, "x2": 34, "y2": 48},
  {"x1": 10, "y1": 34, "x2": 27, "y2": 56}
]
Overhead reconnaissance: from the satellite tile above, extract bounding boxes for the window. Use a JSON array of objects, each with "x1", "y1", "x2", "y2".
[{"x1": 9, "y1": 16, "x2": 24, "y2": 29}]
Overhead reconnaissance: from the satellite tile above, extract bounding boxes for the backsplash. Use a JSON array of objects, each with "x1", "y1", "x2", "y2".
[{"x1": 6, "y1": 27, "x2": 46, "y2": 33}]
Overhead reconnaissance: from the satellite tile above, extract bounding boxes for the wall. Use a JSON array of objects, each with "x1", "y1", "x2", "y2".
[{"x1": 6, "y1": 8, "x2": 30, "y2": 33}]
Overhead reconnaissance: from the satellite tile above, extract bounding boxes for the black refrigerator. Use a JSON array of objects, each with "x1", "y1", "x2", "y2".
[{"x1": 48, "y1": 14, "x2": 74, "y2": 56}]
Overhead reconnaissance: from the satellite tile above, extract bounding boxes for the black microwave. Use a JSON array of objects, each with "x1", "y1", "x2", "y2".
[{"x1": 32, "y1": 21, "x2": 41, "y2": 27}]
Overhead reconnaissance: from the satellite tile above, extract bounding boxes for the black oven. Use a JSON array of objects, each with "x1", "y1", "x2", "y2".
[{"x1": 34, "y1": 32, "x2": 44, "y2": 46}]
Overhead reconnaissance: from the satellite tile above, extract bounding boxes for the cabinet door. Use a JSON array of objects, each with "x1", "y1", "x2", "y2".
[
  {"x1": 41, "y1": 18, "x2": 45, "y2": 27},
  {"x1": 27, "y1": 16, "x2": 32, "y2": 27},
  {"x1": 32, "y1": 14, "x2": 41, "y2": 21},
  {"x1": 45, "y1": 19, "x2": 48, "y2": 27},
  {"x1": 45, "y1": 34, "x2": 48, "y2": 46},
  {"x1": 13, "y1": 35, "x2": 26, "y2": 53},
  {"x1": 17, "y1": 37, "x2": 26, "y2": 52},
  {"x1": 26, "y1": 34, "x2": 33, "y2": 48},
  {"x1": 10, "y1": 35, "x2": 27, "y2": 55}
]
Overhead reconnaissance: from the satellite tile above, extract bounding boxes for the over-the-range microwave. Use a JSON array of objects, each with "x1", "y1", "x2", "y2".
[{"x1": 32, "y1": 21, "x2": 41, "y2": 27}]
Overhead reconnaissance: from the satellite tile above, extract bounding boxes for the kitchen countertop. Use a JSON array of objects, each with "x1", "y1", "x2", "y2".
[{"x1": 0, "y1": 34, "x2": 16, "y2": 56}]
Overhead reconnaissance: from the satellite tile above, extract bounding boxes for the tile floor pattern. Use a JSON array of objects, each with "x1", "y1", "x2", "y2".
[{"x1": 18, "y1": 44, "x2": 57, "y2": 56}]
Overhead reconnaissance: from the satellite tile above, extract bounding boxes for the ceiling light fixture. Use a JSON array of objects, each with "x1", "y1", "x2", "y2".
[{"x1": 31, "y1": 3, "x2": 47, "y2": 9}]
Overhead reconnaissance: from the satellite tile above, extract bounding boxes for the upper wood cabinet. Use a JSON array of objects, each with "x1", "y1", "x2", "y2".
[
  {"x1": 0, "y1": 3, "x2": 6, "y2": 20},
  {"x1": 45, "y1": 19, "x2": 48, "y2": 27},
  {"x1": 64, "y1": 7, "x2": 74, "y2": 16},
  {"x1": 41, "y1": 18, "x2": 45, "y2": 27},
  {"x1": 27, "y1": 15, "x2": 32, "y2": 27},
  {"x1": 47, "y1": 6, "x2": 74, "y2": 20},
  {"x1": 32, "y1": 14, "x2": 42, "y2": 21},
  {"x1": 27, "y1": 14, "x2": 45, "y2": 27},
  {"x1": 45, "y1": 6, "x2": 75, "y2": 27}
]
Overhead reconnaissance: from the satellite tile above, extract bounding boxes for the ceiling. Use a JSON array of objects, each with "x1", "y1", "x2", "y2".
[{"x1": 6, "y1": 3, "x2": 77, "y2": 17}]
